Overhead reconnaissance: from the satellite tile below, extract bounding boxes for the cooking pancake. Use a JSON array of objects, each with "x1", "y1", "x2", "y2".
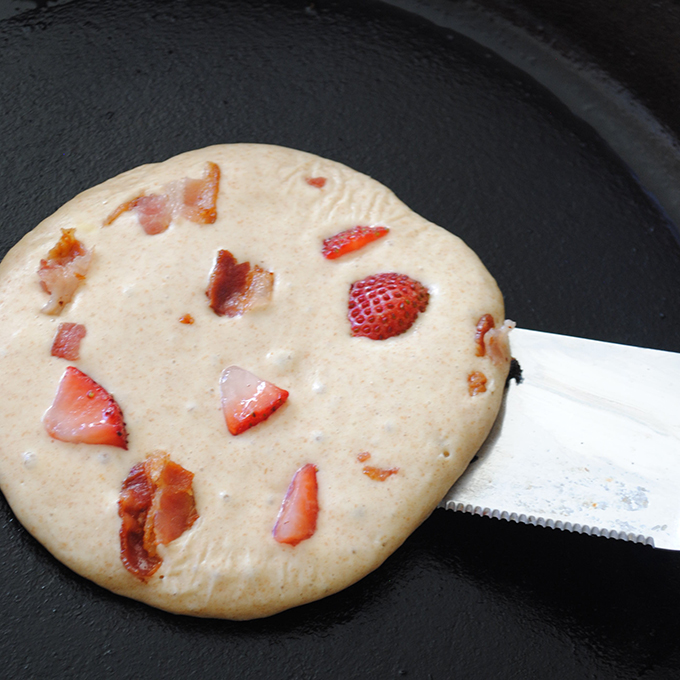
[{"x1": 0, "y1": 144, "x2": 510, "y2": 619}]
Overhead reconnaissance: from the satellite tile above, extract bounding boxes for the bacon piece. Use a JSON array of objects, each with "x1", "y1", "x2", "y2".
[
  {"x1": 104, "y1": 192, "x2": 174, "y2": 235},
  {"x1": 131, "y1": 194, "x2": 174, "y2": 235},
  {"x1": 119, "y1": 451, "x2": 198, "y2": 581},
  {"x1": 181, "y1": 161, "x2": 220, "y2": 224},
  {"x1": 484, "y1": 320, "x2": 516, "y2": 366},
  {"x1": 474, "y1": 314, "x2": 495, "y2": 357},
  {"x1": 103, "y1": 193, "x2": 173, "y2": 234},
  {"x1": 474, "y1": 314, "x2": 515, "y2": 365},
  {"x1": 119, "y1": 462, "x2": 160, "y2": 580},
  {"x1": 362, "y1": 465, "x2": 399, "y2": 482},
  {"x1": 305, "y1": 177, "x2": 326, "y2": 188},
  {"x1": 143, "y1": 451, "x2": 199, "y2": 550},
  {"x1": 206, "y1": 249, "x2": 274, "y2": 317},
  {"x1": 50, "y1": 322, "x2": 87, "y2": 360},
  {"x1": 468, "y1": 370, "x2": 488, "y2": 396},
  {"x1": 104, "y1": 162, "x2": 220, "y2": 234},
  {"x1": 38, "y1": 229, "x2": 92, "y2": 315}
]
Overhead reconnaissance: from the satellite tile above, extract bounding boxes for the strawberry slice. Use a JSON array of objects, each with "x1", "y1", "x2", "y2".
[
  {"x1": 322, "y1": 225, "x2": 389, "y2": 260},
  {"x1": 348, "y1": 272, "x2": 430, "y2": 340},
  {"x1": 43, "y1": 366, "x2": 128, "y2": 448},
  {"x1": 219, "y1": 366, "x2": 289, "y2": 435},
  {"x1": 273, "y1": 463, "x2": 319, "y2": 546}
]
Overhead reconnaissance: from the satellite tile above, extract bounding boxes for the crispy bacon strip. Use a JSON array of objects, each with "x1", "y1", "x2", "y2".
[
  {"x1": 355, "y1": 452, "x2": 398, "y2": 481},
  {"x1": 119, "y1": 451, "x2": 198, "y2": 581},
  {"x1": 38, "y1": 229, "x2": 92, "y2": 315},
  {"x1": 468, "y1": 370, "x2": 487, "y2": 396},
  {"x1": 474, "y1": 314, "x2": 495, "y2": 357},
  {"x1": 50, "y1": 322, "x2": 87, "y2": 360},
  {"x1": 181, "y1": 161, "x2": 220, "y2": 224},
  {"x1": 119, "y1": 462, "x2": 160, "y2": 580},
  {"x1": 206, "y1": 249, "x2": 274, "y2": 317},
  {"x1": 104, "y1": 162, "x2": 220, "y2": 234},
  {"x1": 362, "y1": 466, "x2": 399, "y2": 481},
  {"x1": 484, "y1": 320, "x2": 516, "y2": 366},
  {"x1": 131, "y1": 194, "x2": 174, "y2": 235},
  {"x1": 475, "y1": 314, "x2": 515, "y2": 365}
]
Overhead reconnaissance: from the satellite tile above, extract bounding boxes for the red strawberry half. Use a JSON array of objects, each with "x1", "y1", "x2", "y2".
[
  {"x1": 219, "y1": 366, "x2": 289, "y2": 435},
  {"x1": 273, "y1": 463, "x2": 319, "y2": 546},
  {"x1": 43, "y1": 366, "x2": 128, "y2": 448},
  {"x1": 322, "y1": 225, "x2": 389, "y2": 260},
  {"x1": 348, "y1": 272, "x2": 430, "y2": 340}
]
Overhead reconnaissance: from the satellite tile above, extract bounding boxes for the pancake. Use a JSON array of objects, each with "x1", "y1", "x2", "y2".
[{"x1": 0, "y1": 144, "x2": 511, "y2": 619}]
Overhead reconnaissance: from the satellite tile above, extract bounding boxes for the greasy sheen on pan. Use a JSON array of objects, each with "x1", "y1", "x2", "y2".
[{"x1": 0, "y1": 144, "x2": 510, "y2": 619}]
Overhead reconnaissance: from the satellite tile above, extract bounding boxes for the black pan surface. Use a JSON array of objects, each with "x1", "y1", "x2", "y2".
[{"x1": 1, "y1": 1, "x2": 679, "y2": 677}]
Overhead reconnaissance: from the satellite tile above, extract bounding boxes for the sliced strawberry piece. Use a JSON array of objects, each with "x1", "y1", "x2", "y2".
[
  {"x1": 206, "y1": 250, "x2": 274, "y2": 317},
  {"x1": 322, "y1": 225, "x2": 389, "y2": 260},
  {"x1": 38, "y1": 228, "x2": 93, "y2": 315},
  {"x1": 219, "y1": 366, "x2": 288, "y2": 435},
  {"x1": 43, "y1": 366, "x2": 128, "y2": 448},
  {"x1": 50, "y1": 322, "x2": 87, "y2": 360},
  {"x1": 348, "y1": 272, "x2": 429, "y2": 340},
  {"x1": 273, "y1": 464, "x2": 319, "y2": 547},
  {"x1": 119, "y1": 451, "x2": 198, "y2": 581}
]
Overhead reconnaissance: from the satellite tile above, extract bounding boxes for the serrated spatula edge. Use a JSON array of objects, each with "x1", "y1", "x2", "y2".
[
  {"x1": 440, "y1": 501, "x2": 656, "y2": 547},
  {"x1": 441, "y1": 328, "x2": 680, "y2": 551}
]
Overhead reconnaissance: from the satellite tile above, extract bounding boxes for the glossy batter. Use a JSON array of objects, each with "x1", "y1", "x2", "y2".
[{"x1": 0, "y1": 144, "x2": 508, "y2": 619}]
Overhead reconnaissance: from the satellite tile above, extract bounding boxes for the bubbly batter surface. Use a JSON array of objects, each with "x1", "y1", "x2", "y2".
[{"x1": 0, "y1": 144, "x2": 508, "y2": 619}]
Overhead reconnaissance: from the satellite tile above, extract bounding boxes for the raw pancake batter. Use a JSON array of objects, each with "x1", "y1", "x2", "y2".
[{"x1": 0, "y1": 144, "x2": 510, "y2": 619}]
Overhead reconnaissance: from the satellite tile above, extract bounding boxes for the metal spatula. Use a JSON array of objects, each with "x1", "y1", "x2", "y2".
[{"x1": 441, "y1": 328, "x2": 680, "y2": 549}]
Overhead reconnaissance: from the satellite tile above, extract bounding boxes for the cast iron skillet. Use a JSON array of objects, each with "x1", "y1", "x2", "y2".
[{"x1": 1, "y1": 1, "x2": 679, "y2": 677}]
